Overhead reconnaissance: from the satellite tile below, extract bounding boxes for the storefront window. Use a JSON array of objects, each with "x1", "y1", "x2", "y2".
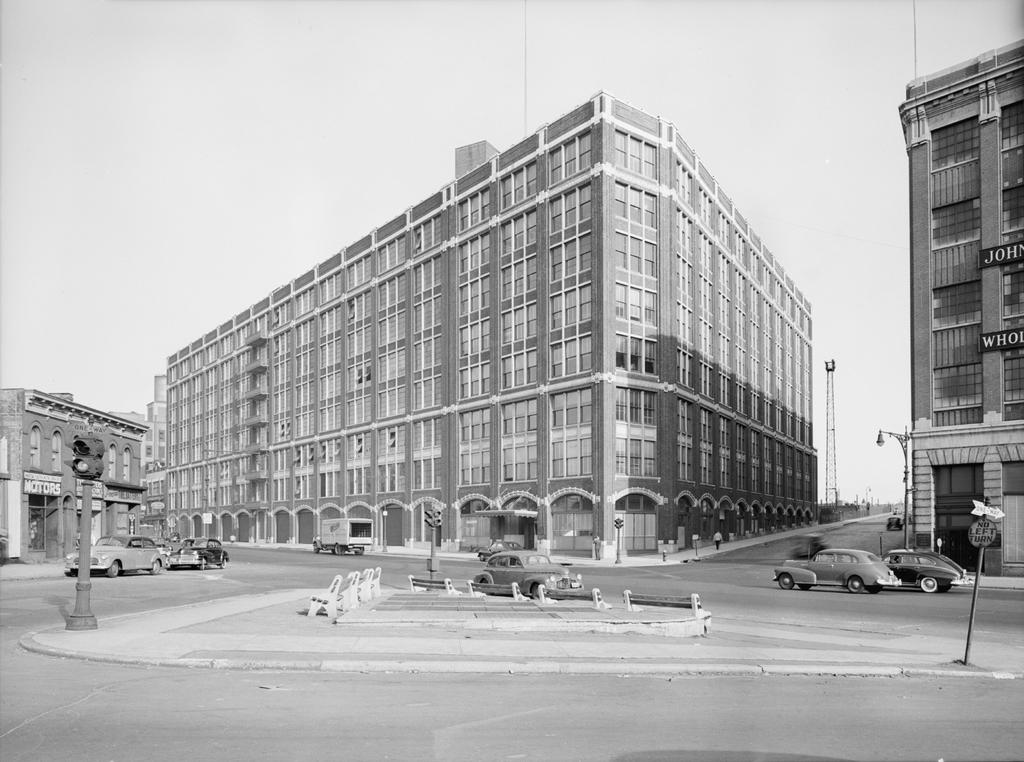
[{"x1": 28, "y1": 505, "x2": 44, "y2": 551}]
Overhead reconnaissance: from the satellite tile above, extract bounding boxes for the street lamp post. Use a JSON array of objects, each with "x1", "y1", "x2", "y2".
[
  {"x1": 381, "y1": 509, "x2": 388, "y2": 553},
  {"x1": 876, "y1": 427, "x2": 911, "y2": 549}
]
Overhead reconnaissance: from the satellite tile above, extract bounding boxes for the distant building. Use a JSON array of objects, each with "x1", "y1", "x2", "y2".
[
  {"x1": 899, "y1": 40, "x2": 1024, "y2": 575},
  {"x1": 165, "y1": 92, "x2": 817, "y2": 555},
  {"x1": 0, "y1": 389, "x2": 147, "y2": 561}
]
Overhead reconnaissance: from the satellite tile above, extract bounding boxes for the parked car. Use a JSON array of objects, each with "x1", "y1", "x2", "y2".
[
  {"x1": 881, "y1": 549, "x2": 971, "y2": 593},
  {"x1": 774, "y1": 548, "x2": 900, "y2": 594},
  {"x1": 886, "y1": 516, "x2": 904, "y2": 531},
  {"x1": 476, "y1": 539, "x2": 524, "y2": 561},
  {"x1": 167, "y1": 537, "x2": 228, "y2": 570},
  {"x1": 472, "y1": 550, "x2": 583, "y2": 598},
  {"x1": 64, "y1": 535, "x2": 165, "y2": 578}
]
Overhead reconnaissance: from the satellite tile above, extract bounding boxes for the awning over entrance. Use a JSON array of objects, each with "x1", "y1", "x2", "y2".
[{"x1": 473, "y1": 509, "x2": 538, "y2": 518}]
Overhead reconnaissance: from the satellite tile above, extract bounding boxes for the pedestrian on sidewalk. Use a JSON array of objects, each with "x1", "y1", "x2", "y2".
[{"x1": 713, "y1": 530, "x2": 723, "y2": 550}]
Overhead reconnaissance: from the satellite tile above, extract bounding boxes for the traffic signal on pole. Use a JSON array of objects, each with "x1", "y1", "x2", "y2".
[
  {"x1": 614, "y1": 517, "x2": 624, "y2": 530},
  {"x1": 70, "y1": 435, "x2": 105, "y2": 480},
  {"x1": 423, "y1": 506, "x2": 442, "y2": 528}
]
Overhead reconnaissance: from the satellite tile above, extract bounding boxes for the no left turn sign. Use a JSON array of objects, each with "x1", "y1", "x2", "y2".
[{"x1": 968, "y1": 518, "x2": 998, "y2": 548}]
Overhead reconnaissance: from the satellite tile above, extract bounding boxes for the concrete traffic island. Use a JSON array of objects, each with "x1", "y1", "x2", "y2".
[{"x1": 17, "y1": 585, "x2": 1024, "y2": 678}]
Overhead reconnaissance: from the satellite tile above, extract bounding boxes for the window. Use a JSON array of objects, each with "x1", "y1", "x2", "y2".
[
  {"x1": 1004, "y1": 271, "x2": 1024, "y2": 318},
  {"x1": 550, "y1": 388, "x2": 593, "y2": 477},
  {"x1": 1004, "y1": 186, "x2": 1024, "y2": 235},
  {"x1": 500, "y1": 162, "x2": 537, "y2": 209},
  {"x1": 501, "y1": 210, "x2": 537, "y2": 254},
  {"x1": 413, "y1": 215, "x2": 441, "y2": 254},
  {"x1": 550, "y1": 233, "x2": 592, "y2": 282},
  {"x1": 933, "y1": 364, "x2": 982, "y2": 409},
  {"x1": 615, "y1": 388, "x2": 656, "y2": 424},
  {"x1": 501, "y1": 399, "x2": 538, "y2": 481},
  {"x1": 29, "y1": 426, "x2": 41, "y2": 469},
  {"x1": 614, "y1": 232, "x2": 657, "y2": 276},
  {"x1": 459, "y1": 233, "x2": 490, "y2": 274},
  {"x1": 549, "y1": 184, "x2": 592, "y2": 232},
  {"x1": 346, "y1": 255, "x2": 371, "y2": 290},
  {"x1": 1005, "y1": 355, "x2": 1024, "y2": 420},
  {"x1": 614, "y1": 131, "x2": 657, "y2": 179},
  {"x1": 614, "y1": 183, "x2": 658, "y2": 228},
  {"x1": 932, "y1": 281, "x2": 981, "y2": 327},
  {"x1": 931, "y1": 118, "x2": 979, "y2": 170},
  {"x1": 377, "y1": 236, "x2": 405, "y2": 273},
  {"x1": 122, "y1": 447, "x2": 131, "y2": 481},
  {"x1": 459, "y1": 408, "x2": 490, "y2": 484},
  {"x1": 458, "y1": 188, "x2": 491, "y2": 231},
  {"x1": 50, "y1": 431, "x2": 62, "y2": 472},
  {"x1": 550, "y1": 284, "x2": 591, "y2": 329},
  {"x1": 932, "y1": 199, "x2": 980, "y2": 246},
  {"x1": 550, "y1": 335, "x2": 592, "y2": 378},
  {"x1": 107, "y1": 443, "x2": 117, "y2": 479},
  {"x1": 614, "y1": 334, "x2": 657, "y2": 374},
  {"x1": 549, "y1": 131, "x2": 592, "y2": 184}
]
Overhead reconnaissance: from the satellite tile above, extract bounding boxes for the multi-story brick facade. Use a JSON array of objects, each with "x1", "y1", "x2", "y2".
[
  {"x1": 165, "y1": 93, "x2": 817, "y2": 557},
  {"x1": 899, "y1": 41, "x2": 1024, "y2": 575},
  {"x1": 0, "y1": 389, "x2": 147, "y2": 562}
]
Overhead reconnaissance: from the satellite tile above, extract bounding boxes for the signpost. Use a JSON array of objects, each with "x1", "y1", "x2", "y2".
[
  {"x1": 423, "y1": 506, "x2": 442, "y2": 578},
  {"x1": 961, "y1": 500, "x2": 1003, "y2": 666}
]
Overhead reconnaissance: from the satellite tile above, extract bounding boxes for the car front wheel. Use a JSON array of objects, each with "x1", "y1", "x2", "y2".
[
  {"x1": 846, "y1": 576, "x2": 864, "y2": 593},
  {"x1": 920, "y1": 576, "x2": 938, "y2": 593},
  {"x1": 199, "y1": 557, "x2": 207, "y2": 571},
  {"x1": 220, "y1": 554, "x2": 228, "y2": 568},
  {"x1": 106, "y1": 561, "x2": 121, "y2": 578},
  {"x1": 474, "y1": 574, "x2": 493, "y2": 585},
  {"x1": 777, "y1": 573, "x2": 795, "y2": 590},
  {"x1": 150, "y1": 559, "x2": 163, "y2": 575}
]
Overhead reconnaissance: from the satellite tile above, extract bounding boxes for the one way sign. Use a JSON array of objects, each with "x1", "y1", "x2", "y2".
[{"x1": 971, "y1": 500, "x2": 1005, "y2": 520}]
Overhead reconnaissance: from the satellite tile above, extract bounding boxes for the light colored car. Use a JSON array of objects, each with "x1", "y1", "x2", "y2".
[
  {"x1": 167, "y1": 537, "x2": 228, "y2": 570},
  {"x1": 774, "y1": 548, "x2": 900, "y2": 594},
  {"x1": 881, "y1": 549, "x2": 972, "y2": 593},
  {"x1": 473, "y1": 550, "x2": 583, "y2": 599},
  {"x1": 64, "y1": 535, "x2": 165, "y2": 578}
]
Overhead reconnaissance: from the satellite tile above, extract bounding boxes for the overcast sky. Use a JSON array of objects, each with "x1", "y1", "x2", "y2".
[{"x1": 2, "y1": 0, "x2": 1021, "y2": 503}]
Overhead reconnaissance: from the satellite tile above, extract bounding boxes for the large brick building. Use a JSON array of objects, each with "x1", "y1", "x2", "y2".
[
  {"x1": 165, "y1": 93, "x2": 817, "y2": 557},
  {"x1": 899, "y1": 41, "x2": 1024, "y2": 575}
]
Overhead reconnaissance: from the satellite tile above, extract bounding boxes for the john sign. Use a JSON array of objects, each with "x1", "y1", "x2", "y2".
[{"x1": 979, "y1": 237, "x2": 1024, "y2": 269}]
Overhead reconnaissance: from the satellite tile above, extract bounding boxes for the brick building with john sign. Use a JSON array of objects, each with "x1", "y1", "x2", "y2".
[{"x1": 899, "y1": 40, "x2": 1024, "y2": 575}]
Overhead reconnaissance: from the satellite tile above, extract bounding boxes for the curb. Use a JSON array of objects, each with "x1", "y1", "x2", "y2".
[{"x1": 18, "y1": 632, "x2": 1021, "y2": 679}]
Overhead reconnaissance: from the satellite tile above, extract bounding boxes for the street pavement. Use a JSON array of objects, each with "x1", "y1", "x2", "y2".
[{"x1": 7, "y1": 519, "x2": 1024, "y2": 679}]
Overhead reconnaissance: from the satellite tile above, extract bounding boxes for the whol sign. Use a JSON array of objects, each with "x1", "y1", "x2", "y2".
[{"x1": 980, "y1": 329, "x2": 1024, "y2": 353}]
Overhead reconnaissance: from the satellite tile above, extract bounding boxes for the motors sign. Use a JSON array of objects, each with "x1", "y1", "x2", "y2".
[{"x1": 23, "y1": 472, "x2": 62, "y2": 496}]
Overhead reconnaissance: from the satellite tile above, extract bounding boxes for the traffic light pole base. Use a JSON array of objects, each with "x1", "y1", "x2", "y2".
[{"x1": 67, "y1": 580, "x2": 98, "y2": 631}]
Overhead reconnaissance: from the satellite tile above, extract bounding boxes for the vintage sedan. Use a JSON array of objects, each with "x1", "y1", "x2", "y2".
[
  {"x1": 64, "y1": 535, "x2": 165, "y2": 577},
  {"x1": 881, "y1": 549, "x2": 971, "y2": 593},
  {"x1": 167, "y1": 537, "x2": 228, "y2": 570},
  {"x1": 472, "y1": 550, "x2": 583, "y2": 598},
  {"x1": 774, "y1": 548, "x2": 900, "y2": 594},
  {"x1": 476, "y1": 539, "x2": 524, "y2": 561}
]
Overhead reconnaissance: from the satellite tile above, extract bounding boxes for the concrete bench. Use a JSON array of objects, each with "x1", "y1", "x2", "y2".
[
  {"x1": 622, "y1": 590, "x2": 703, "y2": 614},
  {"x1": 408, "y1": 575, "x2": 461, "y2": 595},
  {"x1": 539, "y1": 586, "x2": 611, "y2": 609},
  {"x1": 464, "y1": 580, "x2": 528, "y2": 601},
  {"x1": 358, "y1": 566, "x2": 382, "y2": 602},
  {"x1": 308, "y1": 572, "x2": 360, "y2": 618}
]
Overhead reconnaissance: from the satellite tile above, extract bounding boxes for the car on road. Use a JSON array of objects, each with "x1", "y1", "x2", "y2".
[
  {"x1": 167, "y1": 537, "x2": 228, "y2": 570},
  {"x1": 790, "y1": 532, "x2": 828, "y2": 559},
  {"x1": 473, "y1": 550, "x2": 583, "y2": 598},
  {"x1": 64, "y1": 535, "x2": 165, "y2": 577},
  {"x1": 476, "y1": 539, "x2": 524, "y2": 561},
  {"x1": 881, "y1": 549, "x2": 971, "y2": 593},
  {"x1": 774, "y1": 548, "x2": 900, "y2": 594},
  {"x1": 886, "y1": 516, "x2": 904, "y2": 531}
]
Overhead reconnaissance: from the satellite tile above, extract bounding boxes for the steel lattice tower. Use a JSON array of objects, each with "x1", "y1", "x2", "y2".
[{"x1": 824, "y1": 359, "x2": 837, "y2": 506}]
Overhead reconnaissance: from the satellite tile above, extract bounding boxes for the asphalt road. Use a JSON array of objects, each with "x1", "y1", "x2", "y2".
[{"x1": 2, "y1": 519, "x2": 1022, "y2": 761}]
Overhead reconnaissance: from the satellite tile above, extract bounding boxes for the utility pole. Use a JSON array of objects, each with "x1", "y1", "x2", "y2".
[{"x1": 824, "y1": 360, "x2": 838, "y2": 508}]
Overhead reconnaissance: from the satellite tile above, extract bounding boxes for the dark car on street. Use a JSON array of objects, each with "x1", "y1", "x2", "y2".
[
  {"x1": 886, "y1": 516, "x2": 904, "y2": 531},
  {"x1": 473, "y1": 550, "x2": 583, "y2": 599},
  {"x1": 881, "y1": 549, "x2": 971, "y2": 593},
  {"x1": 476, "y1": 539, "x2": 524, "y2": 561},
  {"x1": 168, "y1": 537, "x2": 228, "y2": 570},
  {"x1": 774, "y1": 548, "x2": 901, "y2": 594}
]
